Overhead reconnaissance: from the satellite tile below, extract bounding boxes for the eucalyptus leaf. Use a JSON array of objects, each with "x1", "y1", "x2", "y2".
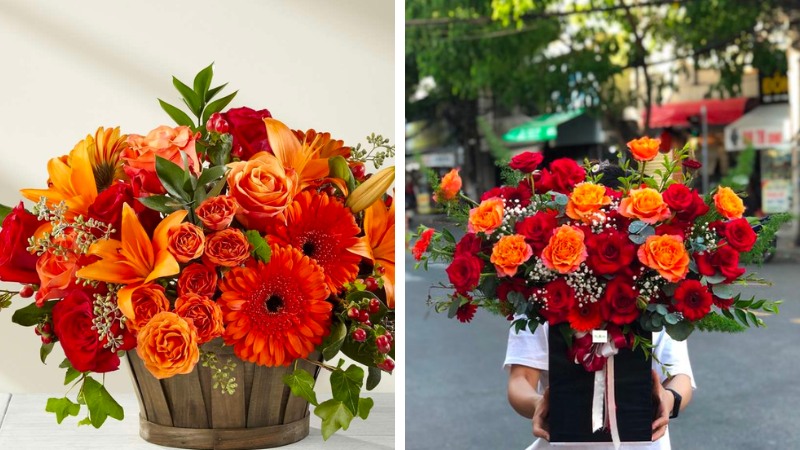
[
  {"x1": 712, "y1": 284, "x2": 736, "y2": 299},
  {"x1": 665, "y1": 320, "x2": 694, "y2": 341},
  {"x1": 628, "y1": 220, "x2": 648, "y2": 234}
]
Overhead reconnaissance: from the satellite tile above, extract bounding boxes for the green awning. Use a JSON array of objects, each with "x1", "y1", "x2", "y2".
[{"x1": 502, "y1": 109, "x2": 584, "y2": 143}]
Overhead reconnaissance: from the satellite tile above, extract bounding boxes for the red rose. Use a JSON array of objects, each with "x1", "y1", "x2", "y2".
[
  {"x1": 222, "y1": 107, "x2": 273, "y2": 160},
  {"x1": 694, "y1": 246, "x2": 745, "y2": 283},
  {"x1": 454, "y1": 233, "x2": 483, "y2": 258},
  {"x1": 602, "y1": 277, "x2": 640, "y2": 325},
  {"x1": 515, "y1": 211, "x2": 558, "y2": 255},
  {"x1": 497, "y1": 277, "x2": 530, "y2": 302},
  {"x1": 585, "y1": 229, "x2": 636, "y2": 276},
  {"x1": 52, "y1": 289, "x2": 121, "y2": 373},
  {"x1": 509, "y1": 151, "x2": 544, "y2": 173},
  {"x1": 446, "y1": 255, "x2": 483, "y2": 294},
  {"x1": 718, "y1": 218, "x2": 757, "y2": 252},
  {"x1": 481, "y1": 184, "x2": 533, "y2": 207},
  {"x1": 539, "y1": 278, "x2": 575, "y2": 325},
  {"x1": 531, "y1": 171, "x2": 553, "y2": 194},
  {"x1": 547, "y1": 158, "x2": 586, "y2": 194},
  {"x1": 412, "y1": 228, "x2": 435, "y2": 261},
  {"x1": 88, "y1": 181, "x2": 134, "y2": 236},
  {"x1": 673, "y1": 279, "x2": 712, "y2": 321},
  {"x1": 663, "y1": 185, "x2": 708, "y2": 222},
  {"x1": 682, "y1": 159, "x2": 702, "y2": 170},
  {"x1": 655, "y1": 222, "x2": 688, "y2": 240},
  {"x1": 0, "y1": 202, "x2": 43, "y2": 284}
]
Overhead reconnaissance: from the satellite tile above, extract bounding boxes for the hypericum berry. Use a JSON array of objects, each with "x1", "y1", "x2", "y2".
[
  {"x1": 41, "y1": 336, "x2": 53, "y2": 345},
  {"x1": 368, "y1": 298, "x2": 381, "y2": 314},
  {"x1": 206, "y1": 112, "x2": 229, "y2": 133},
  {"x1": 364, "y1": 277, "x2": 379, "y2": 292},
  {"x1": 359, "y1": 311, "x2": 371, "y2": 323},
  {"x1": 321, "y1": 185, "x2": 337, "y2": 197},
  {"x1": 375, "y1": 265, "x2": 386, "y2": 276},
  {"x1": 351, "y1": 163, "x2": 366, "y2": 181},
  {"x1": 385, "y1": 195, "x2": 393, "y2": 207},
  {"x1": 376, "y1": 335, "x2": 392, "y2": 354},
  {"x1": 40, "y1": 323, "x2": 52, "y2": 335},
  {"x1": 19, "y1": 285, "x2": 34, "y2": 298},
  {"x1": 347, "y1": 307, "x2": 360, "y2": 319},
  {"x1": 377, "y1": 356, "x2": 395, "y2": 373},
  {"x1": 351, "y1": 328, "x2": 367, "y2": 342}
]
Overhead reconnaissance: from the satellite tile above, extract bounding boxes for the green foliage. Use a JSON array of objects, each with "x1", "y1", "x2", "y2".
[
  {"x1": 320, "y1": 319, "x2": 347, "y2": 361},
  {"x1": 719, "y1": 146, "x2": 756, "y2": 191},
  {"x1": 315, "y1": 399, "x2": 354, "y2": 440},
  {"x1": 245, "y1": 231, "x2": 271, "y2": 263},
  {"x1": 46, "y1": 397, "x2": 81, "y2": 424},
  {"x1": 81, "y1": 376, "x2": 124, "y2": 428},
  {"x1": 695, "y1": 312, "x2": 746, "y2": 333},
  {"x1": 283, "y1": 369, "x2": 319, "y2": 406},
  {"x1": 160, "y1": 63, "x2": 237, "y2": 131},
  {"x1": 0, "y1": 203, "x2": 12, "y2": 222},
  {"x1": 11, "y1": 301, "x2": 56, "y2": 327},
  {"x1": 350, "y1": 134, "x2": 396, "y2": 170},
  {"x1": 741, "y1": 213, "x2": 792, "y2": 265}
]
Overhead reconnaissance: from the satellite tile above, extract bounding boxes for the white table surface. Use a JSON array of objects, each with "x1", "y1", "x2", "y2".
[{"x1": 0, "y1": 392, "x2": 393, "y2": 449}]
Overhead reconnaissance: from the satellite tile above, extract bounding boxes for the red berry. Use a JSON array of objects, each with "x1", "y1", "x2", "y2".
[
  {"x1": 375, "y1": 266, "x2": 386, "y2": 276},
  {"x1": 41, "y1": 323, "x2": 52, "y2": 335},
  {"x1": 41, "y1": 336, "x2": 52, "y2": 345},
  {"x1": 321, "y1": 185, "x2": 337, "y2": 197},
  {"x1": 351, "y1": 163, "x2": 366, "y2": 181},
  {"x1": 347, "y1": 308, "x2": 360, "y2": 319},
  {"x1": 359, "y1": 311, "x2": 371, "y2": 323},
  {"x1": 364, "y1": 277, "x2": 379, "y2": 292},
  {"x1": 19, "y1": 285, "x2": 34, "y2": 298},
  {"x1": 385, "y1": 195, "x2": 393, "y2": 207},
  {"x1": 377, "y1": 356, "x2": 395, "y2": 373},
  {"x1": 376, "y1": 335, "x2": 392, "y2": 354},
  {"x1": 352, "y1": 328, "x2": 367, "y2": 342},
  {"x1": 206, "y1": 112, "x2": 229, "y2": 133},
  {"x1": 368, "y1": 298, "x2": 381, "y2": 314}
]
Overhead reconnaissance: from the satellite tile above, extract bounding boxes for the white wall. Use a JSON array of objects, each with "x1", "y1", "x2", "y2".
[{"x1": 0, "y1": 0, "x2": 394, "y2": 394}]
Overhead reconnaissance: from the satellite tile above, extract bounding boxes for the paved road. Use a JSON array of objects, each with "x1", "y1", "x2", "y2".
[{"x1": 405, "y1": 242, "x2": 800, "y2": 449}]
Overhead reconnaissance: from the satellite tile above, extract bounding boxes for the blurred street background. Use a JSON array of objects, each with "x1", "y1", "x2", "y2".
[{"x1": 405, "y1": 1, "x2": 800, "y2": 448}]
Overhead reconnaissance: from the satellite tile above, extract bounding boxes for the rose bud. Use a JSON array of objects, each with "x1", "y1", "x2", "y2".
[
  {"x1": 682, "y1": 158, "x2": 702, "y2": 170},
  {"x1": 377, "y1": 356, "x2": 395, "y2": 373},
  {"x1": 352, "y1": 328, "x2": 367, "y2": 342}
]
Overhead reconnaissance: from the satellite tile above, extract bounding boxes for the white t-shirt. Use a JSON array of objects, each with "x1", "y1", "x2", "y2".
[{"x1": 504, "y1": 322, "x2": 696, "y2": 450}]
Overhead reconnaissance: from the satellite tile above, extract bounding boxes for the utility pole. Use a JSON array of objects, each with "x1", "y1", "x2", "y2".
[
  {"x1": 701, "y1": 105, "x2": 709, "y2": 194},
  {"x1": 789, "y1": 44, "x2": 800, "y2": 245}
]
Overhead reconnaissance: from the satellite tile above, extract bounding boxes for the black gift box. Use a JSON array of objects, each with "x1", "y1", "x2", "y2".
[{"x1": 548, "y1": 326, "x2": 653, "y2": 443}]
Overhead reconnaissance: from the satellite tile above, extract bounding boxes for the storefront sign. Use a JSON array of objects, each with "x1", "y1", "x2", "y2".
[
  {"x1": 421, "y1": 153, "x2": 456, "y2": 168},
  {"x1": 759, "y1": 70, "x2": 789, "y2": 104},
  {"x1": 762, "y1": 179, "x2": 792, "y2": 213}
]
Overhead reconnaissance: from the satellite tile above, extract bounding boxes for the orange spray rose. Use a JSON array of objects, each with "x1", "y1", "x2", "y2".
[
  {"x1": 491, "y1": 235, "x2": 533, "y2": 277},
  {"x1": 627, "y1": 137, "x2": 661, "y2": 162},
  {"x1": 713, "y1": 186, "x2": 745, "y2": 219},
  {"x1": 618, "y1": 187, "x2": 672, "y2": 224},
  {"x1": 205, "y1": 229, "x2": 251, "y2": 267},
  {"x1": 435, "y1": 168, "x2": 462, "y2": 202},
  {"x1": 637, "y1": 234, "x2": 690, "y2": 283},
  {"x1": 226, "y1": 153, "x2": 297, "y2": 228},
  {"x1": 167, "y1": 222, "x2": 205, "y2": 263},
  {"x1": 136, "y1": 312, "x2": 199, "y2": 379},
  {"x1": 196, "y1": 196, "x2": 238, "y2": 230},
  {"x1": 174, "y1": 294, "x2": 224, "y2": 344},
  {"x1": 123, "y1": 125, "x2": 200, "y2": 194},
  {"x1": 541, "y1": 225, "x2": 588, "y2": 274},
  {"x1": 468, "y1": 198, "x2": 504, "y2": 235},
  {"x1": 566, "y1": 182, "x2": 612, "y2": 224},
  {"x1": 117, "y1": 283, "x2": 171, "y2": 332},
  {"x1": 177, "y1": 263, "x2": 218, "y2": 297}
]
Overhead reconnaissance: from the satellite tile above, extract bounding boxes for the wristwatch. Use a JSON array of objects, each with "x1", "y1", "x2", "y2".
[{"x1": 665, "y1": 388, "x2": 682, "y2": 419}]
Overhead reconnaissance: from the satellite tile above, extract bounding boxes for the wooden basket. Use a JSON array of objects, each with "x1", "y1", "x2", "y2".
[{"x1": 127, "y1": 339, "x2": 321, "y2": 450}]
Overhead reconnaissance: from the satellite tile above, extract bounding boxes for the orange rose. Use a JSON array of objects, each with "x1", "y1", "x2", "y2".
[
  {"x1": 117, "y1": 283, "x2": 170, "y2": 332},
  {"x1": 205, "y1": 229, "x2": 251, "y2": 267},
  {"x1": 35, "y1": 248, "x2": 80, "y2": 305},
  {"x1": 178, "y1": 263, "x2": 218, "y2": 297},
  {"x1": 174, "y1": 294, "x2": 223, "y2": 344},
  {"x1": 637, "y1": 234, "x2": 689, "y2": 282},
  {"x1": 123, "y1": 125, "x2": 200, "y2": 194},
  {"x1": 196, "y1": 196, "x2": 238, "y2": 231},
  {"x1": 618, "y1": 187, "x2": 671, "y2": 224},
  {"x1": 713, "y1": 186, "x2": 744, "y2": 219},
  {"x1": 136, "y1": 311, "x2": 199, "y2": 379},
  {"x1": 566, "y1": 182, "x2": 612, "y2": 224},
  {"x1": 167, "y1": 223, "x2": 205, "y2": 263},
  {"x1": 541, "y1": 225, "x2": 587, "y2": 274},
  {"x1": 227, "y1": 153, "x2": 297, "y2": 229},
  {"x1": 468, "y1": 198, "x2": 504, "y2": 235},
  {"x1": 490, "y1": 235, "x2": 533, "y2": 277},
  {"x1": 435, "y1": 168, "x2": 462, "y2": 202},
  {"x1": 627, "y1": 137, "x2": 660, "y2": 162}
]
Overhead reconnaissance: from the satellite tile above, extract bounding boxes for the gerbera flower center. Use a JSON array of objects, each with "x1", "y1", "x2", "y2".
[
  {"x1": 302, "y1": 241, "x2": 316, "y2": 257},
  {"x1": 266, "y1": 295, "x2": 284, "y2": 313}
]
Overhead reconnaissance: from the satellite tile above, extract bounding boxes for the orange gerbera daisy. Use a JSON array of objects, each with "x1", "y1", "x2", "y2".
[
  {"x1": 293, "y1": 129, "x2": 351, "y2": 159},
  {"x1": 218, "y1": 245, "x2": 332, "y2": 367},
  {"x1": 79, "y1": 127, "x2": 128, "y2": 191},
  {"x1": 353, "y1": 199, "x2": 395, "y2": 308},
  {"x1": 267, "y1": 191, "x2": 361, "y2": 293},
  {"x1": 21, "y1": 143, "x2": 98, "y2": 219}
]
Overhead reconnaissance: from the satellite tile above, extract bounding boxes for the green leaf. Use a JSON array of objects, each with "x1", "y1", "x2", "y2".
[
  {"x1": 712, "y1": 284, "x2": 736, "y2": 299},
  {"x1": 158, "y1": 99, "x2": 195, "y2": 128},
  {"x1": 734, "y1": 308, "x2": 749, "y2": 326},
  {"x1": 64, "y1": 365, "x2": 82, "y2": 385},
  {"x1": 197, "y1": 165, "x2": 227, "y2": 187},
  {"x1": 665, "y1": 320, "x2": 694, "y2": 341},
  {"x1": 77, "y1": 417, "x2": 92, "y2": 426},
  {"x1": 447, "y1": 297, "x2": 460, "y2": 318},
  {"x1": 206, "y1": 83, "x2": 228, "y2": 101},
  {"x1": 172, "y1": 77, "x2": 202, "y2": 117},
  {"x1": 202, "y1": 91, "x2": 238, "y2": 125},
  {"x1": 245, "y1": 230, "x2": 271, "y2": 263},
  {"x1": 81, "y1": 376, "x2": 124, "y2": 428},
  {"x1": 40, "y1": 342, "x2": 54, "y2": 363},
  {"x1": 330, "y1": 364, "x2": 364, "y2": 416},
  {"x1": 46, "y1": 397, "x2": 80, "y2": 424},
  {"x1": 328, "y1": 156, "x2": 356, "y2": 193},
  {"x1": 283, "y1": 369, "x2": 319, "y2": 406},
  {"x1": 703, "y1": 273, "x2": 727, "y2": 285},
  {"x1": 12, "y1": 301, "x2": 56, "y2": 327},
  {"x1": 0, "y1": 203, "x2": 12, "y2": 221},
  {"x1": 366, "y1": 367, "x2": 382, "y2": 391},
  {"x1": 137, "y1": 195, "x2": 183, "y2": 214},
  {"x1": 155, "y1": 156, "x2": 191, "y2": 202},
  {"x1": 441, "y1": 228, "x2": 456, "y2": 244},
  {"x1": 357, "y1": 397, "x2": 374, "y2": 420},
  {"x1": 314, "y1": 399, "x2": 354, "y2": 440},
  {"x1": 193, "y1": 63, "x2": 214, "y2": 101},
  {"x1": 321, "y1": 320, "x2": 347, "y2": 361}
]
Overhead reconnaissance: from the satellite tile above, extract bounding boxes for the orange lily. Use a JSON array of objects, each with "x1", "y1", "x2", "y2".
[
  {"x1": 76, "y1": 204, "x2": 187, "y2": 286},
  {"x1": 263, "y1": 118, "x2": 329, "y2": 191},
  {"x1": 353, "y1": 199, "x2": 395, "y2": 308},
  {"x1": 21, "y1": 144, "x2": 98, "y2": 219}
]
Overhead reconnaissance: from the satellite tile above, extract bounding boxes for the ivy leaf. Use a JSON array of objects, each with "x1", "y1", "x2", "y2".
[
  {"x1": 357, "y1": 397, "x2": 374, "y2": 420},
  {"x1": 314, "y1": 399, "x2": 354, "y2": 440},
  {"x1": 40, "y1": 342, "x2": 54, "y2": 363},
  {"x1": 46, "y1": 397, "x2": 80, "y2": 424},
  {"x1": 12, "y1": 301, "x2": 56, "y2": 327},
  {"x1": 366, "y1": 367, "x2": 382, "y2": 391},
  {"x1": 321, "y1": 319, "x2": 347, "y2": 361},
  {"x1": 283, "y1": 368, "x2": 319, "y2": 406},
  {"x1": 330, "y1": 364, "x2": 364, "y2": 416},
  {"x1": 81, "y1": 376, "x2": 124, "y2": 428},
  {"x1": 155, "y1": 156, "x2": 191, "y2": 202},
  {"x1": 245, "y1": 230, "x2": 271, "y2": 263},
  {"x1": 158, "y1": 99, "x2": 195, "y2": 128},
  {"x1": 62, "y1": 359, "x2": 83, "y2": 385}
]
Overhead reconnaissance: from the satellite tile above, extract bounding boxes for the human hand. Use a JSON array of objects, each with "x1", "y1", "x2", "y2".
[
  {"x1": 651, "y1": 370, "x2": 673, "y2": 441},
  {"x1": 532, "y1": 388, "x2": 550, "y2": 440}
]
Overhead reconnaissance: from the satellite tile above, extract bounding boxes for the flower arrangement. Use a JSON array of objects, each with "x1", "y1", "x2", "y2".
[
  {"x1": 413, "y1": 137, "x2": 786, "y2": 355},
  {"x1": 0, "y1": 64, "x2": 395, "y2": 439}
]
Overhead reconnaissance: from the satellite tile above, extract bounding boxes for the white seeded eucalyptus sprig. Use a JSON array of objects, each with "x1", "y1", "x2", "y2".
[
  {"x1": 91, "y1": 285, "x2": 127, "y2": 353},
  {"x1": 350, "y1": 133, "x2": 395, "y2": 169},
  {"x1": 28, "y1": 199, "x2": 114, "y2": 257},
  {"x1": 201, "y1": 350, "x2": 239, "y2": 395}
]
